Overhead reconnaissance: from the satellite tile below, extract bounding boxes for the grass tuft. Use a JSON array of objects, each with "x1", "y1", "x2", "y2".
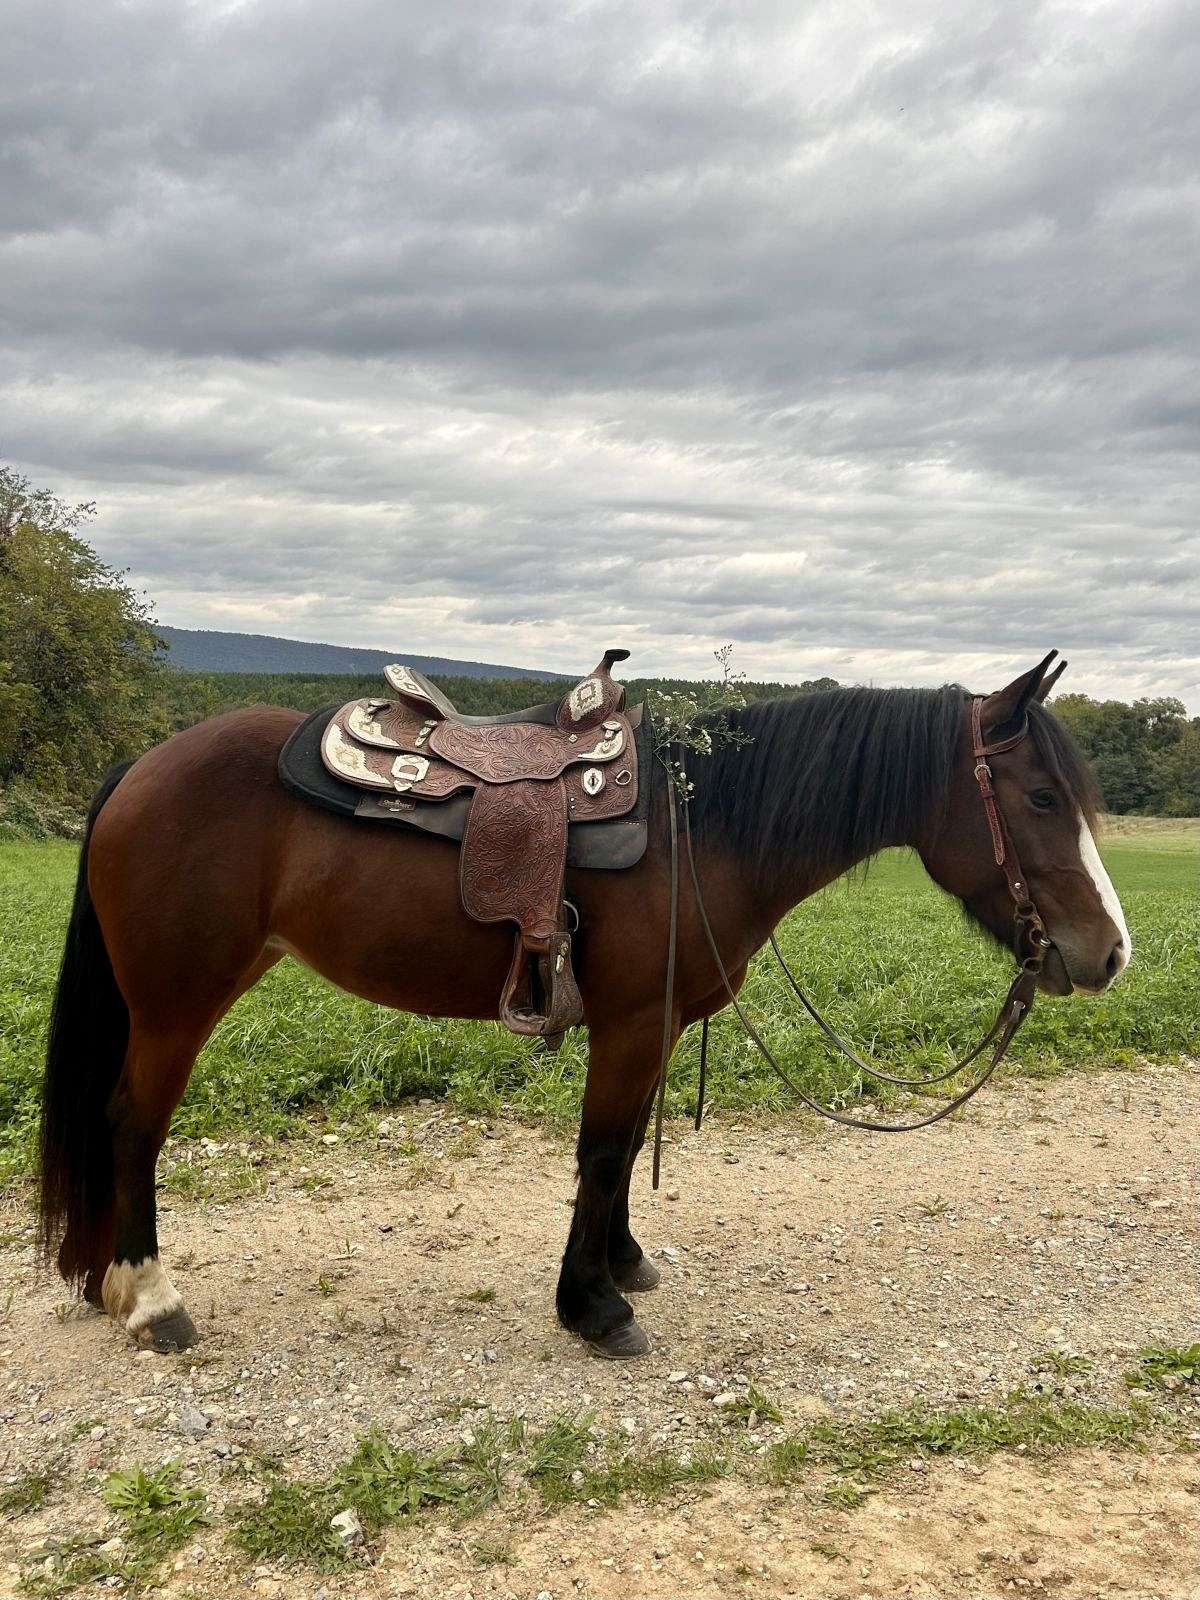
[
  {"x1": 766, "y1": 1390, "x2": 1164, "y2": 1506},
  {"x1": 1125, "y1": 1342, "x2": 1200, "y2": 1391},
  {"x1": 718, "y1": 1384, "x2": 785, "y2": 1428},
  {"x1": 22, "y1": 1463, "x2": 208, "y2": 1597},
  {"x1": 0, "y1": 1466, "x2": 57, "y2": 1516},
  {"x1": 1031, "y1": 1349, "x2": 1094, "y2": 1378},
  {"x1": 228, "y1": 1479, "x2": 347, "y2": 1569}
]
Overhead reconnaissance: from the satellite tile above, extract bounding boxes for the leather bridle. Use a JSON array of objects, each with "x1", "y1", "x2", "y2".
[
  {"x1": 968, "y1": 695, "x2": 1052, "y2": 970},
  {"x1": 651, "y1": 697, "x2": 1051, "y2": 1187}
]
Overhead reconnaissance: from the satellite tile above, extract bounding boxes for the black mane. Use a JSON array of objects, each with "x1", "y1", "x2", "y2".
[{"x1": 685, "y1": 685, "x2": 1099, "y2": 879}]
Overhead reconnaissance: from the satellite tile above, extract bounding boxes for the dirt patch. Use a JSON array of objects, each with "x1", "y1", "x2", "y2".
[{"x1": 1, "y1": 1065, "x2": 1197, "y2": 1598}]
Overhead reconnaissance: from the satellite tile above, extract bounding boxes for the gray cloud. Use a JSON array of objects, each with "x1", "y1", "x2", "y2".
[{"x1": 2, "y1": 0, "x2": 1197, "y2": 703}]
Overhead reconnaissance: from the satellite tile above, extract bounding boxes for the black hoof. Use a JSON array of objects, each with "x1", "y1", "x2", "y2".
[
  {"x1": 587, "y1": 1318, "x2": 651, "y2": 1360},
  {"x1": 139, "y1": 1306, "x2": 200, "y2": 1353},
  {"x1": 611, "y1": 1255, "x2": 661, "y2": 1293}
]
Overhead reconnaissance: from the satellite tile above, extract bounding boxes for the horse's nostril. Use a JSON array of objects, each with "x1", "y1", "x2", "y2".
[{"x1": 1105, "y1": 943, "x2": 1124, "y2": 981}]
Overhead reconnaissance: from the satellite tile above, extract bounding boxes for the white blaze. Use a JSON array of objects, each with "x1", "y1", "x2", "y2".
[{"x1": 1077, "y1": 813, "x2": 1131, "y2": 973}]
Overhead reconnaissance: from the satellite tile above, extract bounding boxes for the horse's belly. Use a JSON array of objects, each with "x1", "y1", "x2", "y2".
[{"x1": 267, "y1": 819, "x2": 518, "y2": 1019}]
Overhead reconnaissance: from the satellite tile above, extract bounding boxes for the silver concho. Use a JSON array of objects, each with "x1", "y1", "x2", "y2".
[
  {"x1": 581, "y1": 766, "x2": 605, "y2": 796},
  {"x1": 391, "y1": 753, "x2": 430, "y2": 792},
  {"x1": 577, "y1": 720, "x2": 624, "y2": 762}
]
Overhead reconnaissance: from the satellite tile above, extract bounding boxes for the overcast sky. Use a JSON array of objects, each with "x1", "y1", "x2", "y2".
[{"x1": 3, "y1": 0, "x2": 1197, "y2": 703}]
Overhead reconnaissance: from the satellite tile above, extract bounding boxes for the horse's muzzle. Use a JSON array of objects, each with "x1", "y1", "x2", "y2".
[{"x1": 1037, "y1": 943, "x2": 1075, "y2": 997}]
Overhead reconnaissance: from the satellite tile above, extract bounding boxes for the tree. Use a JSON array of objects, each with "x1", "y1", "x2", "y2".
[
  {"x1": 0, "y1": 465, "x2": 167, "y2": 800},
  {"x1": 1052, "y1": 691, "x2": 1195, "y2": 814}
]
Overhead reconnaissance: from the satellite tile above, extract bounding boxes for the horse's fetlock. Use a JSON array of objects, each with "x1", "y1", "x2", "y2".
[
  {"x1": 555, "y1": 1263, "x2": 631, "y2": 1337},
  {"x1": 101, "y1": 1255, "x2": 184, "y2": 1336}
]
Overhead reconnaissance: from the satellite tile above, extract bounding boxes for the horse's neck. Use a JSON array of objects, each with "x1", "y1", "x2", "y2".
[
  {"x1": 688, "y1": 834, "x2": 885, "y2": 977},
  {"x1": 683, "y1": 695, "x2": 942, "y2": 962}
]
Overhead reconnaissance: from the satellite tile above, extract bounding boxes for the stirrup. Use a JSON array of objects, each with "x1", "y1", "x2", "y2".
[{"x1": 499, "y1": 930, "x2": 583, "y2": 1046}]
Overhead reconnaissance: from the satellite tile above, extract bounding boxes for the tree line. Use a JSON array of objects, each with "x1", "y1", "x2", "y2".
[{"x1": 2, "y1": 465, "x2": 1196, "y2": 828}]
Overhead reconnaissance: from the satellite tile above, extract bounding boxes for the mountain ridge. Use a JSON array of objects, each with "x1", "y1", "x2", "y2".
[{"x1": 156, "y1": 624, "x2": 566, "y2": 679}]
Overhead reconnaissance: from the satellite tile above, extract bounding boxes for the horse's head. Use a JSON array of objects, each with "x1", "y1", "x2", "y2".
[{"x1": 920, "y1": 654, "x2": 1130, "y2": 997}]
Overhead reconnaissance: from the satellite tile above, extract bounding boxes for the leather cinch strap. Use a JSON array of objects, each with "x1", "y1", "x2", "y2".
[{"x1": 650, "y1": 703, "x2": 1050, "y2": 1187}]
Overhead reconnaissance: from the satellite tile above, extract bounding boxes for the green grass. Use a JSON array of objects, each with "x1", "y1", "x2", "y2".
[
  {"x1": 1125, "y1": 1342, "x2": 1200, "y2": 1391},
  {"x1": 20, "y1": 1393, "x2": 1184, "y2": 1586},
  {"x1": 22, "y1": 1463, "x2": 209, "y2": 1597},
  {"x1": 1, "y1": 827, "x2": 1196, "y2": 1179},
  {"x1": 227, "y1": 1414, "x2": 724, "y2": 1571},
  {"x1": 766, "y1": 1389, "x2": 1171, "y2": 1505},
  {"x1": 0, "y1": 1466, "x2": 58, "y2": 1515}
]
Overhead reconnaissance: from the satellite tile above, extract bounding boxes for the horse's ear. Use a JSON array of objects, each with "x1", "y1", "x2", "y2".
[
  {"x1": 1035, "y1": 659, "x2": 1068, "y2": 702},
  {"x1": 981, "y1": 651, "x2": 1058, "y2": 740}
]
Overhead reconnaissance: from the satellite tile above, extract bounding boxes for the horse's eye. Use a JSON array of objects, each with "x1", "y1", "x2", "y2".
[{"x1": 1029, "y1": 789, "x2": 1057, "y2": 811}]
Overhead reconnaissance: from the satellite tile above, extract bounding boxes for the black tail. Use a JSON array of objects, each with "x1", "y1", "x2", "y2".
[{"x1": 38, "y1": 762, "x2": 135, "y2": 1284}]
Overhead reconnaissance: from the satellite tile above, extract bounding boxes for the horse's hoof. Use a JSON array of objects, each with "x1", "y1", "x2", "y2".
[
  {"x1": 138, "y1": 1306, "x2": 200, "y2": 1353},
  {"x1": 587, "y1": 1319, "x2": 651, "y2": 1360},
  {"x1": 612, "y1": 1255, "x2": 661, "y2": 1293}
]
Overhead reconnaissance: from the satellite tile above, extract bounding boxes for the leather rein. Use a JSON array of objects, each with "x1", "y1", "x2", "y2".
[{"x1": 650, "y1": 697, "x2": 1052, "y2": 1187}]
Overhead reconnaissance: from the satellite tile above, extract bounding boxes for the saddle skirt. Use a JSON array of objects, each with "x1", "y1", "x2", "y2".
[{"x1": 316, "y1": 649, "x2": 641, "y2": 1045}]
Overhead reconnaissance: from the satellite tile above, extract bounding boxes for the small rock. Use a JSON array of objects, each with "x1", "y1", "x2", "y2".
[
  {"x1": 329, "y1": 1508, "x2": 363, "y2": 1548},
  {"x1": 321, "y1": 1134, "x2": 339, "y2": 1146},
  {"x1": 175, "y1": 1404, "x2": 209, "y2": 1439},
  {"x1": 712, "y1": 1392, "x2": 738, "y2": 1408}
]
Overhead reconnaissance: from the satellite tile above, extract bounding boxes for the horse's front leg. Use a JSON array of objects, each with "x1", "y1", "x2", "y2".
[
  {"x1": 607, "y1": 1079, "x2": 662, "y2": 1292},
  {"x1": 607, "y1": 974, "x2": 750, "y2": 1290},
  {"x1": 557, "y1": 1011, "x2": 674, "y2": 1358}
]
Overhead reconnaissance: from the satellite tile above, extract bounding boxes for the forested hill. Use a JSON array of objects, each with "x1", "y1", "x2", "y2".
[{"x1": 156, "y1": 625, "x2": 563, "y2": 679}]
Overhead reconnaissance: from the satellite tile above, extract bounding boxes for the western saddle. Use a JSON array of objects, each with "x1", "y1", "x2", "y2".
[{"x1": 318, "y1": 649, "x2": 641, "y2": 1046}]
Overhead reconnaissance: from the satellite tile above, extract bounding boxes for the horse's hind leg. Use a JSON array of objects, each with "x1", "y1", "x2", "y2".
[
  {"x1": 94, "y1": 958, "x2": 278, "y2": 1350},
  {"x1": 93, "y1": 1017, "x2": 211, "y2": 1349}
]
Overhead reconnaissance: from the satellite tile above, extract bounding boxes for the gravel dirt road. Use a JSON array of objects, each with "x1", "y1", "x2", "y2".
[{"x1": 2, "y1": 1063, "x2": 1196, "y2": 1598}]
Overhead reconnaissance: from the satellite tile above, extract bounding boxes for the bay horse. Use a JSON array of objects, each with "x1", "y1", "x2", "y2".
[{"x1": 38, "y1": 654, "x2": 1129, "y2": 1359}]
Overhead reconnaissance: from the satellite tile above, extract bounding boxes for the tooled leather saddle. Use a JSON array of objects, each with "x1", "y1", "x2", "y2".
[{"x1": 286, "y1": 649, "x2": 643, "y2": 1046}]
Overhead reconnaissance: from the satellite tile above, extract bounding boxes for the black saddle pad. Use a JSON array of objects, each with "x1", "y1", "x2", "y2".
[{"x1": 278, "y1": 702, "x2": 652, "y2": 871}]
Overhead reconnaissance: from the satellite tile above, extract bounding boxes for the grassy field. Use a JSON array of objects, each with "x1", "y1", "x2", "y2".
[{"x1": 1, "y1": 822, "x2": 1195, "y2": 1182}]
